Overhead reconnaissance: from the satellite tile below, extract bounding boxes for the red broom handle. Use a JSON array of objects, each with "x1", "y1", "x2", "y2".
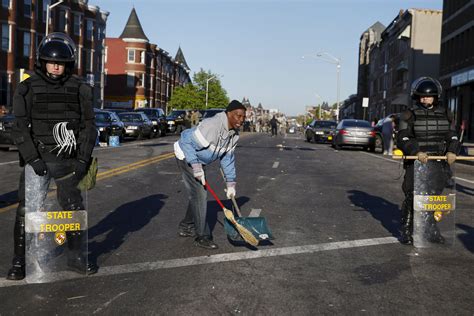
[{"x1": 205, "y1": 181, "x2": 225, "y2": 209}]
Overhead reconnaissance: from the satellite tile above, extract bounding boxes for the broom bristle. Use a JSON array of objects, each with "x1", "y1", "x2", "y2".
[{"x1": 223, "y1": 208, "x2": 259, "y2": 246}]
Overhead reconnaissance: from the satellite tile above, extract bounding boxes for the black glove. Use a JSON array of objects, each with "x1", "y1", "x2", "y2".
[
  {"x1": 73, "y1": 159, "x2": 88, "y2": 180},
  {"x1": 29, "y1": 159, "x2": 48, "y2": 176}
]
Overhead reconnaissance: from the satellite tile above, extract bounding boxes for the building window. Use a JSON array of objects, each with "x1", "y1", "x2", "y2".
[
  {"x1": 2, "y1": 0, "x2": 10, "y2": 9},
  {"x1": 73, "y1": 14, "x2": 80, "y2": 35},
  {"x1": 23, "y1": 32, "x2": 31, "y2": 57},
  {"x1": 24, "y1": 0, "x2": 31, "y2": 18},
  {"x1": 36, "y1": 34, "x2": 43, "y2": 49},
  {"x1": 128, "y1": 49, "x2": 135, "y2": 63},
  {"x1": 1, "y1": 24, "x2": 9, "y2": 52},
  {"x1": 141, "y1": 51, "x2": 145, "y2": 64},
  {"x1": 104, "y1": 46, "x2": 108, "y2": 63},
  {"x1": 59, "y1": 10, "x2": 66, "y2": 32},
  {"x1": 42, "y1": 0, "x2": 50, "y2": 22},
  {"x1": 86, "y1": 20, "x2": 93, "y2": 41},
  {"x1": 141, "y1": 73, "x2": 145, "y2": 87},
  {"x1": 127, "y1": 72, "x2": 135, "y2": 87},
  {"x1": 83, "y1": 50, "x2": 91, "y2": 72}
]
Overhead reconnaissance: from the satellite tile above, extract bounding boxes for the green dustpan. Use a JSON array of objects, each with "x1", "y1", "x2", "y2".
[{"x1": 223, "y1": 196, "x2": 274, "y2": 242}]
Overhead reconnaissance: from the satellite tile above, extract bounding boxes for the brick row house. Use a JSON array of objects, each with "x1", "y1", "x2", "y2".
[
  {"x1": 104, "y1": 8, "x2": 191, "y2": 112},
  {"x1": 0, "y1": 0, "x2": 109, "y2": 109}
]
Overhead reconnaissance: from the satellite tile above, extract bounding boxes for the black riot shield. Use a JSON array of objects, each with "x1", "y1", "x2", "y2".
[
  {"x1": 24, "y1": 165, "x2": 88, "y2": 283},
  {"x1": 413, "y1": 160, "x2": 456, "y2": 248}
]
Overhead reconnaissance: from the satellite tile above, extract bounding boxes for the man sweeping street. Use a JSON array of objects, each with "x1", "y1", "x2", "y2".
[{"x1": 174, "y1": 100, "x2": 246, "y2": 249}]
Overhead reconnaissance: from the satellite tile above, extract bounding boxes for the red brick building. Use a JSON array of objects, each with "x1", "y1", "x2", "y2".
[
  {"x1": 0, "y1": 0, "x2": 109, "y2": 109},
  {"x1": 104, "y1": 8, "x2": 191, "y2": 112}
]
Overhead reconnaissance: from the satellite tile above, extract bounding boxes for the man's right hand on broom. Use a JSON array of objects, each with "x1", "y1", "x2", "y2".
[
  {"x1": 226, "y1": 182, "x2": 236, "y2": 199},
  {"x1": 192, "y1": 163, "x2": 206, "y2": 185}
]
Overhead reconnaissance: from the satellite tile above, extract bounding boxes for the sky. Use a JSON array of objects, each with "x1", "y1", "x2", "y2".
[{"x1": 92, "y1": 0, "x2": 443, "y2": 116}]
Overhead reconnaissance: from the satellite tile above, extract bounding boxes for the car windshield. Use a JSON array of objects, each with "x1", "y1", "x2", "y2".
[
  {"x1": 343, "y1": 120, "x2": 371, "y2": 128},
  {"x1": 95, "y1": 113, "x2": 109, "y2": 123},
  {"x1": 167, "y1": 111, "x2": 186, "y2": 119},
  {"x1": 314, "y1": 121, "x2": 337, "y2": 128},
  {"x1": 202, "y1": 109, "x2": 224, "y2": 118},
  {"x1": 119, "y1": 114, "x2": 142, "y2": 122}
]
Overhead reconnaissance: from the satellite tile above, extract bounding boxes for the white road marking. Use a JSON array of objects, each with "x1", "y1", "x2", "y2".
[
  {"x1": 248, "y1": 208, "x2": 262, "y2": 217},
  {"x1": 272, "y1": 161, "x2": 279, "y2": 168},
  {"x1": 362, "y1": 152, "x2": 474, "y2": 186},
  {"x1": 0, "y1": 160, "x2": 18, "y2": 166},
  {"x1": 0, "y1": 236, "x2": 398, "y2": 288}
]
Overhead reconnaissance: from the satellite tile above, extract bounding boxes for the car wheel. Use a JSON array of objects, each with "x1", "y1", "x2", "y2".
[
  {"x1": 306, "y1": 132, "x2": 312, "y2": 142},
  {"x1": 369, "y1": 145, "x2": 376, "y2": 152},
  {"x1": 176, "y1": 125, "x2": 183, "y2": 134},
  {"x1": 375, "y1": 135, "x2": 383, "y2": 153}
]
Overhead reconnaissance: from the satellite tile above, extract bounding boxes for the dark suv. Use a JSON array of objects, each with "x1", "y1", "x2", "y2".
[
  {"x1": 135, "y1": 107, "x2": 167, "y2": 137},
  {"x1": 0, "y1": 114, "x2": 16, "y2": 150},
  {"x1": 166, "y1": 110, "x2": 190, "y2": 134},
  {"x1": 94, "y1": 109, "x2": 125, "y2": 143},
  {"x1": 305, "y1": 120, "x2": 337, "y2": 143}
]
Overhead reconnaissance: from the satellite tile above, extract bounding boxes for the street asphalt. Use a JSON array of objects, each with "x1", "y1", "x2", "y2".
[{"x1": 0, "y1": 132, "x2": 473, "y2": 315}]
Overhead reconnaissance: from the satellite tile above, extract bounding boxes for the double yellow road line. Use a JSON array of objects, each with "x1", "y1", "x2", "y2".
[{"x1": 0, "y1": 152, "x2": 175, "y2": 214}]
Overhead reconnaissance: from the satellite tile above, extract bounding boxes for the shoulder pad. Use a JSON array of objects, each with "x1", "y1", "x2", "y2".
[
  {"x1": 16, "y1": 82, "x2": 30, "y2": 96},
  {"x1": 401, "y1": 110, "x2": 413, "y2": 121}
]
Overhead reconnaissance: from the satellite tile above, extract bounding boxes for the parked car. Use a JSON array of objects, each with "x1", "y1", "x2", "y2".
[
  {"x1": 118, "y1": 112, "x2": 154, "y2": 139},
  {"x1": 200, "y1": 108, "x2": 225, "y2": 121},
  {"x1": 332, "y1": 119, "x2": 375, "y2": 151},
  {"x1": 305, "y1": 120, "x2": 337, "y2": 143},
  {"x1": 166, "y1": 109, "x2": 189, "y2": 134},
  {"x1": 373, "y1": 114, "x2": 400, "y2": 153},
  {"x1": 134, "y1": 107, "x2": 167, "y2": 137},
  {"x1": 0, "y1": 114, "x2": 16, "y2": 150},
  {"x1": 94, "y1": 109, "x2": 125, "y2": 143}
]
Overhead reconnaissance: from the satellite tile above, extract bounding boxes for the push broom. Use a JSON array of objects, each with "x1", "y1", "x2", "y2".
[{"x1": 205, "y1": 181, "x2": 259, "y2": 247}]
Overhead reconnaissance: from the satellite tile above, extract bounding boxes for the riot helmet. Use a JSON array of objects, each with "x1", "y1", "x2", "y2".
[
  {"x1": 36, "y1": 32, "x2": 76, "y2": 79},
  {"x1": 410, "y1": 77, "x2": 442, "y2": 106}
]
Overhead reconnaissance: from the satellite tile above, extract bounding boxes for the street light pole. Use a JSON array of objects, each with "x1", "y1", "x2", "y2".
[
  {"x1": 302, "y1": 51, "x2": 341, "y2": 121},
  {"x1": 46, "y1": 0, "x2": 64, "y2": 36},
  {"x1": 315, "y1": 93, "x2": 322, "y2": 120},
  {"x1": 205, "y1": 75, "x2": 215, "y2": 109}
]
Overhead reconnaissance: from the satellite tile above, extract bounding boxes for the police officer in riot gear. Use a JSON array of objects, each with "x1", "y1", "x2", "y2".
[
  {"x1": 397, "y1": 77, "x2": 460, "y2": 245},
  {"x1": 7, "y1": 33, "x2": 97, "y2": 280}
]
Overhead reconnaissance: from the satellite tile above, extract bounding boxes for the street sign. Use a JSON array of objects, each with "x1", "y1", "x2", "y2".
[{"x1": 362, "y1": 97, "x2": 369, "y2": 108}]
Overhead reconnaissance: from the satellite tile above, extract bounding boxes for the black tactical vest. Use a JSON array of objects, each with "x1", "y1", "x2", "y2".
[
  {"x1": 28, "y1": 75, "x2": 82, "y2": 149},
  {"x1": 412, "y1": 105, "x2": 451, "y2": 154}
]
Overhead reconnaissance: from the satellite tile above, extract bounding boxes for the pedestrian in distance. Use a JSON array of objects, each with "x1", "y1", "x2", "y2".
[
  {"x1": 190, "y1": 109, "x2": 200, "y2": 127},
  {"x1": 397, "y1": 77, "x2": 460, "y2": 245},
  {"x1": 174, "y1": 100, "x2": 246, "y2": 249},
  {"x1": 6, "y1": 32, "x2": 98, "y2": 280},
  {"x1": 382, "y1": 114, "x2": 395, "y2": 155},
  {"x1": 269, "y1": 115, "x2": 279, "y2": 137}
]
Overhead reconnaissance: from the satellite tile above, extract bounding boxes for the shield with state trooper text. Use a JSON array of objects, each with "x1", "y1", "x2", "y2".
[
  {"x1": 413, "y1": 160, "x2": 456, "y2": 248},
  {"x1": 24, "y1": 165, "x2": 89, "y2": 283}
]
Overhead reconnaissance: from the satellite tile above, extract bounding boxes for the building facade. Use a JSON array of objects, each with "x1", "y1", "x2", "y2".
[
  {"x1": 366, "y1": 9, "x2": 442, "y2": 121},
  {"x1": 104, "y1": 8, "x2": 191, "y2": 112},
  {"x1": 439, "y1": 0, "x2": 474, "y2": 141},
  {"x1": 355, "y1": 21, "x2": 385, "y2": 120},
  {"x1": 0, "y1": 0, "x2": 109, "y2": 109}
]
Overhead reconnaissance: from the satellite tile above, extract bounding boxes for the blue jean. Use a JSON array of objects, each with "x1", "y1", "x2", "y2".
[{"x1": 176, "y1": 159, "x2": 210, "y2": 238}]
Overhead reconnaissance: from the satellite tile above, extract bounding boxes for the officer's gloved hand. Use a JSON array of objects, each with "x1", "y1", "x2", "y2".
[
  {"x1": 191, "y1": 163, "x2": 205, "y2": 185},
  {"x1": 446, "y1": 152, "x2": 456, "y2": 165},
  {"x1": 73, "y1": 159, "x2": 88, "y2": 180},
  {"x1": 417, "y1": 151, "x2": 429, "y2": 164},
  {"x1": 30, "y1": 159, "x2": 48, "y2": 176},
  {"x1": 226, "y1": 182, "x2": 236, "y2": 199}
]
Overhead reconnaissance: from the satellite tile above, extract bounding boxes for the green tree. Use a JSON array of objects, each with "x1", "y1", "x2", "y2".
[
  {"x1": 168, "y1": 83, "x2": 201, "y2": 111},
  {"x1": 169, "y1": 69, "x2": 229, "y2": 111}
]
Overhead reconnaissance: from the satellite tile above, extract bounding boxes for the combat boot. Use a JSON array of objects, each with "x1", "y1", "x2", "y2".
[
  {"x1": 425, "y1": 214, "x2": 445, "y2": 244},
  {"x1": 66, "y1": 232, "x2": 98, "y2": 275},
  {"x1": 6, "y1": 216, "x2": 26, "y2": 280},
  {"x1": 7, "y1": 256, "x2": 25, "y2": 280}
]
